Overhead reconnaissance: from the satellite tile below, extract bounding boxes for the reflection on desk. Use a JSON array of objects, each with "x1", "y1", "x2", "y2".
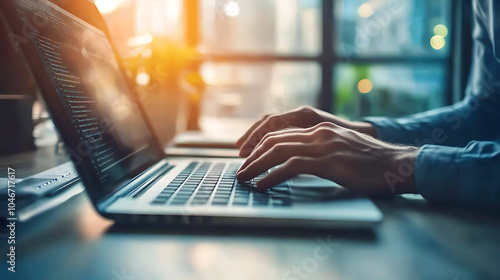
[
  {"x1": 2, "y1": 145, "x2": 500, "y2": 280},
  {"x1": 1, "y1": 193, "x2": 498, "y2": 280}
]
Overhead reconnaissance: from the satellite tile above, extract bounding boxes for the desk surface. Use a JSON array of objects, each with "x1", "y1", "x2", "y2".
[{"x1": 1, "y1": 148, "x2": 500, "y2": 280}]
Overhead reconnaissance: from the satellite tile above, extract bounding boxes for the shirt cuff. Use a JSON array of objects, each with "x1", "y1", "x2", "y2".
[
  {"x1": 363, "y1": 117, "x2": 414, "y2": 144},
  {"x1": 415, "y1": 145, "x2": 462, "y2": 204}
]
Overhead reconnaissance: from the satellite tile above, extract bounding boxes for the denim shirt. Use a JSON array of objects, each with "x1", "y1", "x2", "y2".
[{"x1": 365, "y1": 0, "x2": 500, "y2": 209}]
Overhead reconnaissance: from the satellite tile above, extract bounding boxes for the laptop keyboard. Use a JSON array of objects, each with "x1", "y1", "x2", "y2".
[{"x1": 150, "y1": 162, "x2": 292, "y2": 208}]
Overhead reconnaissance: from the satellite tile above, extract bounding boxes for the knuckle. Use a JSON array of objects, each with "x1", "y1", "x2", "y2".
[
  {"x1": 267, "y1": 114, "x2": 278, "y2": 122},
  {"x1": 266, "y1": 115, "x2": 284, "y2": 129},
  {"x1": 259, "y1": 134, "x2": 272, "y2": 145},
  {"x1": 271, "y1": 143, "x2": 287, "y2": 154},
  {"x1": 328, "y1": 139, "x2": 348, "y2": 150},
  {"x1": 318, "y1": 121, "x2": 335, "y2": 128},
  {"x1": 298, "y1": 105, "x2": 313, "y2": 112},
  {"x1": 261, "y1": 135, "x2": 278, "y2": 149},
  {"x1": 314, "y1": 127, "x2": 336, "y2": 139},
  {"x1": 287, "y1": 156, "x2": 304, "y2": 167},
  {"x1": 298, "y1": 106, "x2": 318, "y2": 118},
  {"x1": 336, "y1": 129, "x2": 357, "y2": 140},
  {"x1": 262, "y1": 114, "x2": 272, "y2": 120},
  {"x1": 265, "y1": 130, "x2": 282, "y2": 139},
  {"x1": 345, "y1": 129, "x2": 359, "y2": 138}
]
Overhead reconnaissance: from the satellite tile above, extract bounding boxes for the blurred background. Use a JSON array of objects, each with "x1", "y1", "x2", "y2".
[
  {"x1": 1, "y1": 0, "x2": 473, "y2": 153},
  {"x1": 91, "y1": 0, "x2": 466, "y2": 124}
]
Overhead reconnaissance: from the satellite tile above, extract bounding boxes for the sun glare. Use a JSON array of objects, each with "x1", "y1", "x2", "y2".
[
  {"x1": 95, "y1": 0, "x2": 120, "y2": 14},
  {"x1": 224, "y1": 1, "x2": 241, "y2": 17}
]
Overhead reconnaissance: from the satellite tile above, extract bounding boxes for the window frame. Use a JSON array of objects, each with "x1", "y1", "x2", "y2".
[{"x1": 187, "y1": 0, "x2": 460, "y2": 114}]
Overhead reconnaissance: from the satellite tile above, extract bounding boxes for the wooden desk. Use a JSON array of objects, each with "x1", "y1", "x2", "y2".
[{"x1": 1, "y1": 149, "x2": 500, "y2": 280}]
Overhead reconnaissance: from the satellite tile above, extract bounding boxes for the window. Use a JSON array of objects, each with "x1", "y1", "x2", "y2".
[
  {"x1": 201, "y1": 62, "x2": 321, "y2": 118},
  {"x1": 334, "y1": 0, "x2": 452, "y2": 119},
  {"x1": 94, "y1": 0, "x2": 185, "y2": 56},
  {"x1": 334, "y1": 63, "x2": 446, "y2": 118},
  {"x1": 335, "y1": 0, "x2": 451, "y2": 57},
  {"x1": 97, "y1": 0, "x2": 455, "y2": 123},
  {"x1": 199, "y1": 0, "x2": 454, "y2": 122},
  {"x1": 200, "y1": 0, "x2": 322, "y2": 55}
]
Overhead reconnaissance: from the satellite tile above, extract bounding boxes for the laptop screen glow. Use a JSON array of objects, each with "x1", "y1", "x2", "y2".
[{"x1": 14, "y1": 0, "x2": 160, "y2": 189}]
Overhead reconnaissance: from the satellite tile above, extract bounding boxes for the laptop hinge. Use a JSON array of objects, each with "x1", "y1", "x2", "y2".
[{"x1": 97, "y1": 159, "x2": 173, "y2": 211}]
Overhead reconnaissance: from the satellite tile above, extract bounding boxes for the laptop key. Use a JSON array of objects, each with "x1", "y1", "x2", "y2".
[
  {"x1": 211, "y1": 198, "x2": 229, "y2": 205},
  {"x1": 253, "y1": 200, "x2": 269, "y2": 207},
  {"x1": 156, "y1": 194, "x2": 171, "y2": 199},
  {"x1": 235, "y1": 192, "x2": 249, "y2": 196},
  {"x1": 272, "y1": 198, "x2": 292, "y2": 207},
  {"x1": 232, "y1": 201, "x2": 249, "y2": 206},
  {"x1": 216, "y1": 190, "x2": 231, "y2": 195},
  {"x1": 151, "y1": 199, "x2": 166, "y2": 205},
  {"x1": 191, "y1": 200, "x2": 207, "y2": 206},
  {"x1": 170, "y1": 201, "x2": 187, "y2": 205}
]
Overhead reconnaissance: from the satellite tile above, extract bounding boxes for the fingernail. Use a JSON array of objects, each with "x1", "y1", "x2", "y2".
[{"x1": 238, "y1": 172, "x2": 251, "y2": 182}]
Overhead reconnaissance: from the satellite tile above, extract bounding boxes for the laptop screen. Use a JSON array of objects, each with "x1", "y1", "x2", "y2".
[{"x1": 6, "y1": 0, "x2": 163, "y2": 196}]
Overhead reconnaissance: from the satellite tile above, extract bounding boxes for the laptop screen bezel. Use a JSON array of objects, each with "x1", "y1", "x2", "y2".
[{"x1": 0, "y1": 0, "x2": 167, "y2": 206}]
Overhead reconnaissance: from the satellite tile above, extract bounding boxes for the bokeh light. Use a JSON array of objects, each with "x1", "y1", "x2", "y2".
[
  {"x1": 430, "y1": 35, "x2": 446, "y2": 50},
  {"x1": 358, "y1": 3, "x2": 374, "y2": 18},
  {"x1": 136, "y1": 71, "x2": 151, "y2": 86},
  {"x1": 433, "y1": 24, "x2": 448, "y2": 37},
  {"x1": 224, "y1": 1, "x2": 241, "y2": 17},
  {"x1": 358, "y1": 79, "x2": 373, "y2": 94}
]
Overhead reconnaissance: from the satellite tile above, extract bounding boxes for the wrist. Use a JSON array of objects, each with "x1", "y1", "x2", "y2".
[
  {"x1": 389, "y1": 147, "x2": 419, "y2": 194},
  {"x1": 349, "y1": 122, "x2": 377, "y2": 138}
]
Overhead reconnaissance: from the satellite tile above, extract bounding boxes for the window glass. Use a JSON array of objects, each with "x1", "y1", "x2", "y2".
[
  {"x1": 95, "y1": 0, "x2": 185, "y2": 56},
  {"x1": 200, "y1": 0, "x2": 322, "y2": 55},
  {"x1": 335, "y1": 0, "x2": 452, "y2": 58},
  {"x1": 200, "y1": 62, "x2": 321, "y2": 120},
  {"x1": 334, "y1": 63, "x2": 446, "y2": 119}
]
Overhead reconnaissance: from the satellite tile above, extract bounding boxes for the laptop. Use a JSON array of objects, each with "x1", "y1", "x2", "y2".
[{"x1": 0, "y1": 0, "x2": 383, "y2": 229}]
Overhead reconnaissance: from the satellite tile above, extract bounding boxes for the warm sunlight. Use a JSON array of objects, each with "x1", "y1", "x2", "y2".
[{"x1": 95, "y1": 0, "x2": 120, "y2": 14}]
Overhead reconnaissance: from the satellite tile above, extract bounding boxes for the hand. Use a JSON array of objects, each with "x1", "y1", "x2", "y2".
[
  {"x1": 236, "y1": 106, "x2": 376, "y2": 157},
  {"x1": 236, "y1": 122, "x2": 419, "y2": 195}
]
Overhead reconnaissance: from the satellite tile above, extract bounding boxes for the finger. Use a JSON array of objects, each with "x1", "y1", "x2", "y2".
[
  {"x1": 237, "y1": 142, "x2": 321, "y2": 182},
  {"x1": 239, "y1": 121, "x2": 327, "y2": 157},
  {"x1": 236, "y1": 115, "x2": 270, "y2": 147},
  {"x1": 255, "y1": 157, "x2": 322, "y2": 190},
  {"x1": 253, "y1": 125, "x2": 320, "y2": 152},
  {"x1": 239, "y1": 131, "x2": 315, "y2": 171},
  {"x1": 239, "y1": 112, "x2": 300, "y2": 155},
  {"x1": 244, "y1": 122, "x2": 336, "y2": 158}
]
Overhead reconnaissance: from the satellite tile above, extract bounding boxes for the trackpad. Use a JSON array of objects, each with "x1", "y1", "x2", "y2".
[{"x1": 288, "y1": 174, "x2": 341, "y2": 189}]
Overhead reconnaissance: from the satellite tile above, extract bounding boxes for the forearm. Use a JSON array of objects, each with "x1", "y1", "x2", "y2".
[{"x1": 364, "y1": 95, "x2": 500, "y2": 147}]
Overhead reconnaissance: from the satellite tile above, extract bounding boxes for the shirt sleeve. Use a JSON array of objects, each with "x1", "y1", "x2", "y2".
[
  {"x1": 416, "y1": 141, "x2": 500, "y2": 210},
  {"x1": 363, "y1": 94, "x2": 500, "y2": 148},
  {"x1": 364, "y1": 0, "x2": 500, "y2": 147},
  {"x1": 361, "y1": 0, "x2": 500, "y2": 208}
]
